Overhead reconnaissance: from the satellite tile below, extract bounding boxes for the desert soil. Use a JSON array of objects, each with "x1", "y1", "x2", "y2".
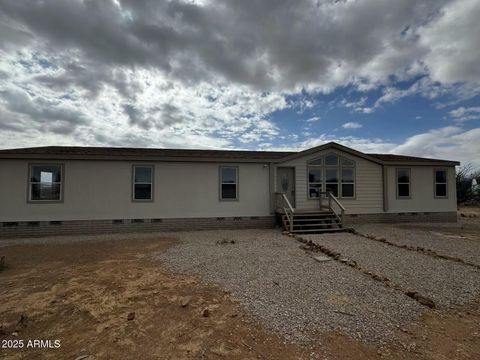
[
  {"x1": 1, "y1": 224, "x2": 480, "y2": 359},
  {"x1": 0, "y1": 236, "x2": 377, "y2": 359}
]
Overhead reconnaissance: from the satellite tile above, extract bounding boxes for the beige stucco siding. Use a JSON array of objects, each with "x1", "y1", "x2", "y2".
[
  {"x1": 386, "y1": 165, "x2": 457, "y2": 213},
  {"x1": 0, "y1": 160, "x2": 271, "y2": 222},
  {"x1": 277, "y1": 149, "x2": 384, "y2": 214}
]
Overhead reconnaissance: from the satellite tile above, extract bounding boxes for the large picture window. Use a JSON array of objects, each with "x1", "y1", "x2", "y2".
[
  {"x1": 133, "y1": 165, "x2": 153, "y2": 201},
  {"x1": 434, "y1": 169, "x2": 448, "y2": 198},
  {"x1": 307, "y1": 154, "x2": 355, "y2": 199},
  {"x1": 308, "y1": 168, "x2": 322, "y2": 198},
  {"x1": 220, "y1": 166, "x2": 238, "y2": 200},
  {"x1": 29, "y1": 164, "x2": 63, "y2": 202},
  {"x1": 396, "y1": 168, "x2": 411, "y2": 198},
  {"x1": 325, "y1": 168, "x2": 339, "y2": 197}
]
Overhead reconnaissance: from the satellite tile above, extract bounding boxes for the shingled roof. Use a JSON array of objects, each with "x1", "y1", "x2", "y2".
[
  {"x1": 0, "y1": 146, "x2": 294, "y2": 161},
  {"x1": 0, "y1": 144, "x2": 460, "y2": 165},
  {"x1": 367, "y1": 153, "x2": 459, "y2": 164}
]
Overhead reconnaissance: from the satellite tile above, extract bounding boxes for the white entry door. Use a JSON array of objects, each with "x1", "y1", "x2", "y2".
[{"x1": 277, "y1": 167, "x2": 295, "y2": 207}]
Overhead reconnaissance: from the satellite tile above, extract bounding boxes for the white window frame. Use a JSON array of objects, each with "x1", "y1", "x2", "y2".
[
  {"x1": 132, "y1": 165, "x2": 154, "y2": 202},
  {"x1": 219, "y1": 166, "x2": 238, "y2": 201},
  {"x1": 28, "y1": 163, "x2": 64, "y2": 203},
  {"x1": 307, "y1": 154, "x2": 355, "y2": 199},
  {"x1": 307, "y1": 167, "x2": 323, "y2": 199},
  {"x1": 341, "y1": 167, "x2": 355, "y2": 199},
  {"x1": 325, "y1": 167, "x2": 339, "y2": 197},
  {"x1": 396, "y1": 168, "x2": 411, "y2": 199},
  {"x1": 434, "y1": 169, "x2": 448, "y2": 198}
]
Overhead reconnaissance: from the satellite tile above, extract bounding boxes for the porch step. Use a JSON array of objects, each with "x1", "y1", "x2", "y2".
[
  {"x1": 280, "y1": 210, "x2": 347, "y2": 234},
  {"x1": 288, "y1": 212, "x2": 333, "y2": 217},
  {"x1": 284, "y1": 216, "x2": 338, "y2": 222},
  {"x1": 291, "y1": 228, "x2": 349, "y2": 233},
  {"x1": 286, "y1": 222, "x2": 340, "y2": 228}
]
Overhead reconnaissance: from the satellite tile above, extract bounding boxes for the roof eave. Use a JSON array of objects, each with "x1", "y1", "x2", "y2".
[
  {"x1": 276, "y1": 142, "x2": 385, "y2": 165},
  {"x1": 0, "y1": 153, "x2": 281, "y2": 163},
  {"x1": 382, "y1": 161, "x2": 460, "y2": 166}
]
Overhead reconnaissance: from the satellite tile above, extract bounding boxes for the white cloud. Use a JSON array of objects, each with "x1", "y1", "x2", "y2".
[
  {"x1": 449, "y1": 106, "x2": 480, "y2": 122},
  {"x1": 0, "y1": 49, "x2": 288, "y2": 149},
  {"x1": 391, "y1": 126, "x2": 480, "y2": 166},
  {"x1": 337, "y1": 96, "x2": 368, "y2": 112},
  {"x1": 418, "y1": 0, "x2": 480, "y2": 84},
  {"x1": 342, "y1": 122, "x2": 363, "y2": 129},
  {"x1": 0, "y1": 0, "x2": 479, "y2": 152},
  {"x1": 268, "y1": 126, "x2": 480, "y2": 168},
  {"x1": 306, "y1": 116, "x2": 321, "y2": 123}
]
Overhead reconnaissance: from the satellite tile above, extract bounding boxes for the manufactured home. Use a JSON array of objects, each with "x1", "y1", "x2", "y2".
[{"x1": 0, "y1": 142, "x2": 459, "y2": 237}]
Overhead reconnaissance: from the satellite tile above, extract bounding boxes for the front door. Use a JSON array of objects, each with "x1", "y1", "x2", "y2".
[{"x1": 277, "y1": 167, "x2": 295, "y2": 207}]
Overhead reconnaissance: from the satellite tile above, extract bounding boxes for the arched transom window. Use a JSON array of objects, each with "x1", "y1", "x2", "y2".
[{"x1": 307, "y1": 153, "x2": 355, "y2": 199}]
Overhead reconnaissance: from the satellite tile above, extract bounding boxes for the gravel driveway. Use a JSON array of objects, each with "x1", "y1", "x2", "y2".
[
  {"x1": 156, "y1": 229, "x2": 423, "y2": 344},
  {"x1": 304, "y1": 233, "x2": 480, "y2": 309},
  {"x1": 353, "y1": 224, "x2": 480, "y2": 266}
]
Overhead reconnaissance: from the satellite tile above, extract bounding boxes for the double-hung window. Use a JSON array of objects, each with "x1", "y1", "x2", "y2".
[
  {"x1": 220, "y1": 166, "x2": 238, "y2": 200},
  {"x1": 434, "y1": 169, "x2": 448, "y2": 197},
  {"x1": 133, "y1": 165, "x2": 154, "y2": 201},
  {"x1": 341, "y1": 168, "x2": 355, "y2": 198},
  {"x1": 396, "y1": 168, "x2": 411, "y2": 198},
  {"x1": 29, "y1": 164, "x2": 63, "y2": 202}
]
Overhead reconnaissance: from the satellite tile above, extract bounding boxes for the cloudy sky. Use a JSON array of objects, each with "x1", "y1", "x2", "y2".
[{"x1": 0, "y1": 0, "x2": 479, "y2": 166}]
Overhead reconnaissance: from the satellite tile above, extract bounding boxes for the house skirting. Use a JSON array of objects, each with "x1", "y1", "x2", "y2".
[
  {"x1": 0, "y1": 216, "x2": 276, "y2": 239},
  {"x1": 344, "y1": 211, "x2": 457, "y2": 225}
]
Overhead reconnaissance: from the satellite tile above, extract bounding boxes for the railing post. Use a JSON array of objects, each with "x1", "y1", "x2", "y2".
[
  {"x1": 289, "y1": 212, "x2": 293, "y2": 233},
  {"x1": 328, "y1": 193, "x2": 332, "y2": 210}
]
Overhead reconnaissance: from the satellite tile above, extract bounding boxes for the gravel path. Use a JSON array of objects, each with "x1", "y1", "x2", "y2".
[
  {"x1": 156, "y1": 229, "x2": 423, "y2": 344},
  {"x1": 353, "y1": 223, "x2": 480, "y2": 266},
  {"x1": 304, "y1": 233, "x2": 480, "y2": 309}
]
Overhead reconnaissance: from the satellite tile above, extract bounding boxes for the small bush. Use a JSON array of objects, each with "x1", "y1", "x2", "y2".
[{"x1": 457, "y1": 164, "x2": 480, "y2": 204}]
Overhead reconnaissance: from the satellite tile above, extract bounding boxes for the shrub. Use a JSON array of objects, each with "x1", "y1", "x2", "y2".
[{"x1": 456, "y1": 164, "x2": 480, "y2": 204}]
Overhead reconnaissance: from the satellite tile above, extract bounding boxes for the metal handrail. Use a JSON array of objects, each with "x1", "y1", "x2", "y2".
[
  {"x1": 283, "y1": 207, "x2": 293, "y2": 232},
  {"x1": 275, "y1": 192, "x2": 295, "y2": 232},
  {"x1": 318, "y1": 191, "x2": 345, "y2": 227},
  {"x1": 274, "y1": 192, "x2": 295, "y2": 214},
  {"x1": 329, "y1": 192, "x2": 346, "y2": 211},
  {"x1": 282, "y1": 193, "x2": 295, "y2": 214},
  {"x1": 282, "y1": 194, "x2": 295, "y2": 232}
]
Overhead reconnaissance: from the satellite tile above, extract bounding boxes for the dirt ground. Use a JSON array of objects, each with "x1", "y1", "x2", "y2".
[
  {"x1": 1, "y1": 225, "x2": 480, "y2": 359},
  {"x1": 458, "y1": 206, "x2": 480, "y2": 217},
  {"x1": 406, "y1": 206, "x2": 480, "y2": 240}
]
